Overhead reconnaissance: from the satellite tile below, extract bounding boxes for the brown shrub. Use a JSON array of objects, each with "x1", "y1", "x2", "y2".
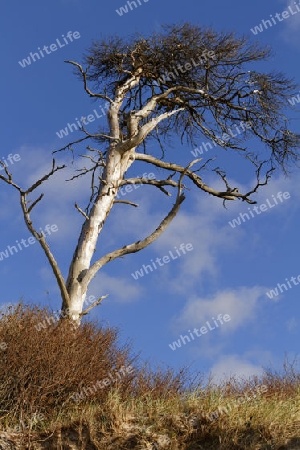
[{"x1": 0, "y1": 301, "x2": 189, "y2": 430}]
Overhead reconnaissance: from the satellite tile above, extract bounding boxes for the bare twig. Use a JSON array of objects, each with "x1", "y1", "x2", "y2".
[
  {"x1": 28, "y1": 193, "x2": 44, "y2": 213},
  {"x1": 26, "y1": 159, "x2": 66, "y2": 194},
  {"x1": 113, "y1": 200, "x2": 139, "y2": 207},
  {"x1": 65, "y1": 60, "x2": 113, "y2": 104},
  {"x1": 80, "y1": 294, "x2": 109, "y2": 317},
  {"x1": 75, "y1": 203, "x2": 90, "y2": 220}
]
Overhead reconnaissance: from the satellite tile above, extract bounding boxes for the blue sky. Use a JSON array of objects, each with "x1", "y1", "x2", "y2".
[{"x1": 1, "y1": 0, "x2": 300, "y2": 383}]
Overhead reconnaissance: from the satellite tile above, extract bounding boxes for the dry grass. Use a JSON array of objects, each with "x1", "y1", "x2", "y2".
[{"x1": 0, "y1": 301, "x2": 299, "y2": 449}]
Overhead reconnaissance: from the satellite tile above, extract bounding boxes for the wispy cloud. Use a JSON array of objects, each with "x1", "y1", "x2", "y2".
[
  {"x1": 127, "y1": 189, "x2": 244, "y2": 292},
  {"x1": 89, "y1": 272, "x2": 143, "y2": 304},
  {"x1": 279, "y1": 0, "x2": 300, "y2": 41},
  {"x1": 169, "y1": 286, "x2": 267, "y2": 335},
  {"x1": 209, "y1": 354, "x2": 265, "y2": 383}
]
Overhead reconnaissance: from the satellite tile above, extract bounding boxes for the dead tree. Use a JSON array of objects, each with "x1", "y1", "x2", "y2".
[{"x1": 1, "y1": 23, "x2": 299, "y2": 325}]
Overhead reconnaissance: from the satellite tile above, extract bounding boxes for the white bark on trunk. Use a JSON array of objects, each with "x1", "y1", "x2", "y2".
[
  {"x1": 63, "y1": 78, "x2": 187, "y2": 323},
  {"x1": 65, "y1": 147, "x2": 136, "y2": 323},
  {"x1": 63, "y1": 69, "x2": 170, "y2": 323}
]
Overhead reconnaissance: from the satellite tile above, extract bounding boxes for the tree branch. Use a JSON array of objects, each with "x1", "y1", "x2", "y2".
[
  {"x1": 19, "y1": 192, "x2": 71, "y2": 310},
  {"x1": 80, "y1": 294, "x2": 109, "y2": 317},
  {"x1": 81, "y1": 191, "x2": 186, "y2": 291},
  {"x1": 25, "y1": 159, "x2": 66, "y2": 194},
  {"x1": 116, "y1": 108, "x2": 184, "y2": 153},
  {"x1": 65, "y1": 60, "x2": 114, "y2": 104},
  {"x1": 113, "y1": 200, "x2": 139, "y2": 207},
  {"x1": 119, "y1": 177, "x2": 178, "y2": 196},
  {"x1": 0, "y1": 162, "x2": 22, "y2": 191},
  {"x1": 28, "y1": 193, "x2": 44, "y2": 213},
  {"x1": 134, "y1": 153, "x2": 258, "y2": 204},
  {"x1": 75, "y1": 203, "x2": 90, "y2": 220},
  {"x1": 119, "y1": 178, "x2": 177, "y2": 188},
  {"x1": 0, "y1": 160, "x2": 71, "y2": 310}
]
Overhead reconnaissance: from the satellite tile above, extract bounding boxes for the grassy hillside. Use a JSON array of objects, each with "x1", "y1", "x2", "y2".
[{"x1": 0, "y1": 302, "x2": 299, "y2": 449}]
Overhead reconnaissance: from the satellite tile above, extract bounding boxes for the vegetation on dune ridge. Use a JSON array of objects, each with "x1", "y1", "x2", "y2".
[{"x1": 0, "y1": 302, "x2": 299, "y2": 449}]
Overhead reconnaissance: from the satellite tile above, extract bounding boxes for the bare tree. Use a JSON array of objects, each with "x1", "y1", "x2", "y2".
[{"x1": 1, "y1": 23, "x2": 299, "y2": 325}]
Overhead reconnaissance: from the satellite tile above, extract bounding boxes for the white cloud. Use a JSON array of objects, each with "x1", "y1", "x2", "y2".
[
  {"x1": 170, "y1": 286, "x2": 267, "y2": 334},
  {"x1": 88, "y1": 271, "x2": 143, "y2": 303},
  {"x1": 276, "y1": 0, "x2": 300, "y2": 41},
  {"x1": 253, "y1": 172, "x2": 300, "y2": 203},
  {"x1": 209, "y1": 354, "x2": 265, "y2": 384},
  {"x1": 123, "y1": 189, "x2": 245, "y2": 293},
  {"x1": 223, "y1": 170, "x2": 299, "y2": 212}
]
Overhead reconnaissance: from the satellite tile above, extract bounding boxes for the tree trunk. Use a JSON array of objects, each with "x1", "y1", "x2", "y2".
[{"x1": 64, "y1": 141, "x2": 136, "y2": 324}]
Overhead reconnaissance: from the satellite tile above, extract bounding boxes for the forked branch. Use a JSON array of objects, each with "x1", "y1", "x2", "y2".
[{"x1": 81, "y1": 190, "x2": 186, "y2": 291}]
